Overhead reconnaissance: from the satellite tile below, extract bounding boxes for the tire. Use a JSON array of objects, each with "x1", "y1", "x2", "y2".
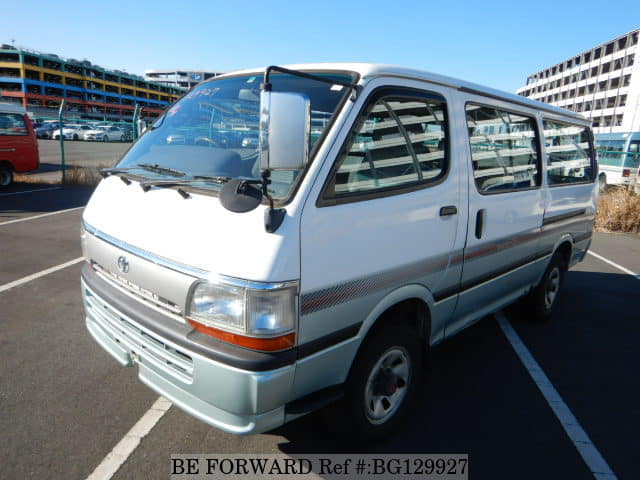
[
  {"x1": 103, "y1": 135, "x2": 108, "y2": 142},
  {"x1": 339, "y1": 323, "x2": 422, "y2": 440},
  {"x1": 120, "y1": 135, "x2": 125, "y2": 142},
  {"x1": 73, "y1": 134, "x2": 78, "y2": 140},
  {"x1": 527, "y1": 252, "x2": 567, "y2": 322},
  {"x1": 0, "y1": 165, "x2": 13, "y2": 187}
]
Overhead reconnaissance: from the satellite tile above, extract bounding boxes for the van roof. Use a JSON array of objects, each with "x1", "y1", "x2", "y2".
[
  {"x1": 0, "y1": 103, "x2": 27, "y2": 114},
  {"x1": 212, "y1": 62, "x2": 587, "y2": 123}
]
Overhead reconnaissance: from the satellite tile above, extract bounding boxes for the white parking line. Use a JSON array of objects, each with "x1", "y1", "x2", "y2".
[
  {"x1": 0, "y1": 186, "x2": 61, "y2": 197},
  {"x1": 0, "y1": 206, "x2": 83, "y2": 227},
  {"x1": 496, "y1": 312, "x2": 618, "y2": 480},
  {"x1": 86, "y1": 397, "x2": 171, "y2": 480},
  {"x1": 587, "y1": 251, "x2": 639, "y2": 279},
  {"x1": 0, "y1": 257, "x2": 84, "y2": 294}
]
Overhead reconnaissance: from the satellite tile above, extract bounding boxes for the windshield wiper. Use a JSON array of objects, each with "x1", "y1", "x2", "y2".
[
  {"x1": 137, "y1": 163, "x2": 186, "y2": 177},
  {"x1": 139, "y1": 175, "x2": 234, "y2": 196}
]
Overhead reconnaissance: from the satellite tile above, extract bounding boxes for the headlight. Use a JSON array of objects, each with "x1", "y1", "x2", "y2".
[{"x1": 188, "y1": 278, "x2": 298, "y2": 351}]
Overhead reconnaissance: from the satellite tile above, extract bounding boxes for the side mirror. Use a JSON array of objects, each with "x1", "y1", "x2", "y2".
[{"x1": 259, "y1": 91, "x2": 310, "y2": 171}]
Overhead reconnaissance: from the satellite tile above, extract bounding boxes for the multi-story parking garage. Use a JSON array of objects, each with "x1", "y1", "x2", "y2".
[
  {"x1": 144, "y1": 69, "x2": 224, "y2": 90},
  {"x1": 517, "y1": 29, "x2": 640, "y2": 134},
  {"x1": 0, "y1": 46, "x2": 185, "y2": 120}
]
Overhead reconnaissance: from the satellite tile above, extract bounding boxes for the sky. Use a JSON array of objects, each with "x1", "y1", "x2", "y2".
[{"x1": 3, "y1": 0, "x2": 639, "y2": 93}]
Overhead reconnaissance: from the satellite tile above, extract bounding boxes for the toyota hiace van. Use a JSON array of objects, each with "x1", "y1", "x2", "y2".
[{"x1": 81, "y1": 64, "x2": 597, "y2": 436}]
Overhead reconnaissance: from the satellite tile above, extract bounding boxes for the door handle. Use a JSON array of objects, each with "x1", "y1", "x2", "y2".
[
  {"x1": 439, "y1": 205, "x2": 457, "y2": 216},
  {"x1": 475, "y1": 209, "x2": 486, "y2": 239}
]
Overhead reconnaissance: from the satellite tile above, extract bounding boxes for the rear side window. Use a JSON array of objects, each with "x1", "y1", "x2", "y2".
[
  {"x1": 465, "y1": 104, "x2": 540, "y2": 193},
  {"x1": 543, "y1": 120, "x2": 595, "y2": 184},
  {"x1": 0, "y1": 113, "x2": 28, "y2": 136},
  {"x1": 323, "y1": 91, "x2": 448, "y2": 200}
]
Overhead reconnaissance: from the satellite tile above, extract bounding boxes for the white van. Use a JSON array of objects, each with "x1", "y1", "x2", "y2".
[{"x1": 81, "y1": 64, "x2": 597, "y2": 437}]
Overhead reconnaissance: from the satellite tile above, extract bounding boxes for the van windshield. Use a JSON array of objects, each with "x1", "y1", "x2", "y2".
[{"x1": 116, "y1": 71, "x2": 355, "y2": 198}]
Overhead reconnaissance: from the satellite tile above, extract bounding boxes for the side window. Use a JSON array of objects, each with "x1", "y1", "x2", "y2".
[
  {"x1": 465, "y1": 104, "x2": 540, "y2": 193},
  {"x1": 325, "y1": 92, "x2": 448, "y2": 198},
  {"x1": 543, "y1": 120, "x2": 595, "y2": 184},
  {"x1": 0, "y1": 113, "x2": 28, "y2": 136}
]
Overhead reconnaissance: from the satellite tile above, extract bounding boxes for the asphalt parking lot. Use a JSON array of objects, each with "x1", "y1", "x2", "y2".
[{"x1": 1, "y1": 184, "x2": 638, "y2": 480}]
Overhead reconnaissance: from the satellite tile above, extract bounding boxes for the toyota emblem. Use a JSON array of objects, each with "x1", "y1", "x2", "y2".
[{"x1": 117, "y1": 256, "x2": 130, "y2": 274}]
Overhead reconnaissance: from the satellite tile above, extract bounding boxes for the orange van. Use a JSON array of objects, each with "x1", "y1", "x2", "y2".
[{"x1": 0, "y1": 103, "x2": 40, "y2": 187}]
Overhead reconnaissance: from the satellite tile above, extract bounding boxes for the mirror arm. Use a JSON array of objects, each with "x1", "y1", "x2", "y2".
[{"x1": 261, "y1": 65, "x2": 359, "y2": 99}]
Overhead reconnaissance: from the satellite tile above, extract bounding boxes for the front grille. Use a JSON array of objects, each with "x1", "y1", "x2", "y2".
[
  {"x1": 92, "y1": 262, "x2": 181, "y2": 315},
  {"x1": 84, "y1": 286, "x2": 194, "y2": 382}
]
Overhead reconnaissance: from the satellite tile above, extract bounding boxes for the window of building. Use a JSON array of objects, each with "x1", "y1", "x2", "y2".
[
  {"x1": 575, "y1": 56, "x2": 581, "y2": 66},
  {"x1": 559, "y1": 64, "x2": 564, "y2": 73},
  {"x1": 601, "y1": 62, "x2": 611, "y2": 73},
  {"x1": 554, "y1": 93, "x2": 559, "y2": 101},
  {"x1": 326, "y1": 92, "x2": 448, "y2": 198},
  {"x1": 594, "y1": 48, "x2": 602, "y2": 59},
  {"x1": 618, "y1": 37, "x2": 627, "y2": 50},
  {"x1": 591, "y1": 66, "x2": 599, "y2": 77},
  {"x1": 623, "y1": 75, "x2": 631, "y2": 87},
  {"x1": 610, "y1": 77, "x2": 620, "y2": 89},
  {"x1": 614, "y1": 58, "x2": 623, "y2": 70},
  {"x1": 466, "y1": 105, "x2": 540, "y2": 193},
  {"x1": 562, "y1": 91, "x2": 567, "y2": 99},
  {"x1": 593, "y1": 120, "x2": 600, "y2": 127},
  {"x1": 588, "y1": 84, "x2": 595, "y2": 94},
  {"x1": 578, "y1": 86, "x2": 585, "y2": 96},
  {"x1": 595, "y1": 99, "x2": 604, "y2": 110},
  {"x1": 607, "y1": 97, "x2": 616, "y2": 108},
  {"x1": 584, "y1": 101, "x2": 592, "y2": 111},
  {"x1": 547, "y1": 95, "x2": 552, "y2": 103},
  {"x1": 543, "y1": 119, "x2": 594, "y2": 185},
  {"x1": 580, "y1": 71, "x2": 587, "y2": 80},
  {"x1": 632, "y1": 32, "x2": 638, "y2": 46},
  {"x1": 552, "y1": 66, "x2": 557, "y2": 75},
  {"x1": 567, "y1": 59, "x2": 573, "y2": 69},
  {"x1": 603, "y1": 116, "x2": 612, "y2": 126},
  {"x1": 605, "y1": 43, "x2": 614, "y2": 55},
  {"x1": 619, "y1": 94, "x2": 627, "y2": 107},
  {"x1": 569, "y1": 89, "x2": 576, "y2": 98},
  {"x1": 615, "y1": 114, "x2": 623, "y2": 126},
  {"x1": 584, "y1": 52, "x2": 591, "y2": 63},
  {"x1": 571, "y1": 74, "x2": 578, "y2": 82},
  {"x1": 545, "y1": 69, "x2": 550, "y2": 78},
  {"x1": 575, "y1": 103, "x2": 583, "y2": 112},
  {"x1": 564, "y1": 77, "x2": 571, "y2": 86},
  {"x1": 626, "y1": 54, "x2": 635, "y2": 67},
  {"x1": 598, "y1": 81, "x2": 607, "y2": 91}
]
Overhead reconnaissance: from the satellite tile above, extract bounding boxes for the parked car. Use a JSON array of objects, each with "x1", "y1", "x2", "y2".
[
  {"x1": 0, "y1": 103, "x2": 40, "y2": 186},
  {"x1": 80, "y1": 63, "x2": 598, "y2": 438},
  {"x1": 52, "y1": 124, "x2": 94, "y2": 140},
  {"x1": 35, "y1": 123, "x2": 59, "y2": 139},
  {"x1": 83, "y1": 125, "x2": 127, "y2": 142}
]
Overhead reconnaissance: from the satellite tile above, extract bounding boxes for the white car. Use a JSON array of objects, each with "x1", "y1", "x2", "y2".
[
  {"x1": 84, "y1": 125, "x2": 127, "y2": 142},
  {"x1": 52, "y1": 124, "x2": 93, "y2": 140}
]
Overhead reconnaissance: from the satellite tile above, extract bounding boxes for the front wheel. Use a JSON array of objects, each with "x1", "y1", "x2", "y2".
[
  {"x1": 120, "y1": 135, "x2": 125, "y2": 142},
  {"x1": 340, "y1": 323, "x2": 421, "y2": 439},
  {"x1": 0, "y1": 165, "x2": 13, "y2": 187},
  {"x1": 73, "y1": 134, "x2": 78, "y2": 140},
  {"x1": 102, "y1": 135, "x2": 108, "y2": 142}
]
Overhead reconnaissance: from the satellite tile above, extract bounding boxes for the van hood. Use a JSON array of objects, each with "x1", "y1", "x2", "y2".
[{"x1": 82, "y1": 176, "x2": 300, "y2": 282}]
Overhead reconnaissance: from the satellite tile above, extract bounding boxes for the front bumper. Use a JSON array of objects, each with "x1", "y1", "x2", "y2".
[{"x1": 81, "y1": 267, "x2": 296, "y2": 434}]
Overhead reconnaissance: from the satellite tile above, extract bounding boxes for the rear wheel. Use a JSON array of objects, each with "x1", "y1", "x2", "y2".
[
  {"x1": 339, "y1": 323, "x2": 422, "y2": 440},
  {"x1": 103, "y1": 135, "x2": 108, "y2": 142},
  {"x1": 120, "y1": 135, "x2": 125, "y2": 142},
  {"x1": 73, "y1": 134, "x2": 78, "y2": 140},
  {"x1": 0, "y1": 165, "x2": 13, "y2": 187},
  {"x1": 527, "y1": 252, "x2": 567, "y2": 322}
]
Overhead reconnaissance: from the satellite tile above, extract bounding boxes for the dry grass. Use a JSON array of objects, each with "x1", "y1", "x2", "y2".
[
  {"x1": 14, "y1": 161, "x2": 114, "y2": 187},
  {"x1": 596, "y1": 187, "x2": 640, "y2": 233}
]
